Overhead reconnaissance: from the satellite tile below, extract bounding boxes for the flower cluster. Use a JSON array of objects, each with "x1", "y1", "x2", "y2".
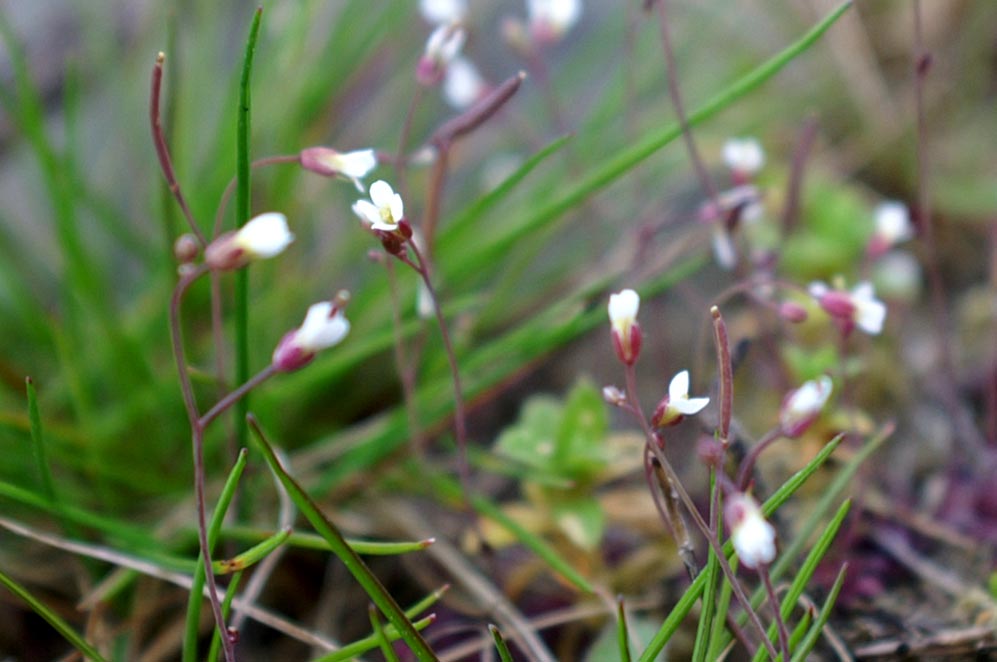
[{"x1": 809, "y1": 280, "x2": 886, "y2": 336}]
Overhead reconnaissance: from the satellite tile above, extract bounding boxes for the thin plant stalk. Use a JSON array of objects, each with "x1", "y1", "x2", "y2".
[
  {"x1": 736, "y1": 426, "x2": 783, "y2": 491},
  {"x1": 398, "y1": 240, "x2": 472, "y2": 509},
  {"x1": 385, "y1": 257, "x2": 427, "y2": 453},
  {"x1": 759, "y1": 565, "x2": 790, "y2": 661},
  {"x1": 394, "y1": 86, "x2": 424, "y2": 195}
]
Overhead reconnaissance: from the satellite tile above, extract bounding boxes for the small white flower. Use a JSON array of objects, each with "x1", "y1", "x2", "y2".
[
  {"x1": 810, "y1": 279, "x2": 886, "y2": 336},
  {"x1": 418, "y1": 24, "x2": 466, "y2": 85},
  {"x1": 727, "y1": 493, "x2": 777, "y2": 569},
  {"x1": 419, "y1": 0, "x2": 467, "y2": 24},
  {"x1": 780, "y1": 375, "x2": 833, "y2": 437},
  {"x1": 204, "y1": 212, "x2": 294, "y2": 270},
  {"x1": 873, "y1": 201, "x2": 913, "y2": 247},
  {"x1": 528, "y1": 0, "x2": 582, "y2": 43},
  {"x1": 443, "y1": 56, "x2": 487, "y2": 109},
  {"x1": 851, "y1": 282, "x2": 887, "y2": 335},
  {"x1": 352, "y1": 180, "x2": 404, "y2": 232},
  {"x1": 233, "y1": 212, "x2": 294, "y2": 258},
  {"x1": 300, "y1": 147, "x2": 377, "y2": 191},
  {"x1": 608, "y1": 289, "x2": 639, "y2": 335},
  {"x1": 652, "y1": 370, "x2": 710, "y2": 427},
  {"x1": 722, "y1": 137, "x2": 765, "y2": 176},
  {"x1": 272, "y1": 301, "x2": 350, "y2": 372},
  {"x1": 608, "y1": 289, "x2": 641, "y2": 366},
  {"x1": 667, "y1": 370, "x2": 711, "y2": 415}
]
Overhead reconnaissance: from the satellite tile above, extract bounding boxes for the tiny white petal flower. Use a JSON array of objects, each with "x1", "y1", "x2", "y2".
[
  {"x1": 608, "y1": 289, "x2": 641, "y2": 366},
  {"x1": 528, "y1": 0, "x2": 582, "y2": 42},
  {"x1": 234, "y1": 212, "x2": 294, "y2": 258},
  {"x1": 205, "y1": 212, "x2": 294, "y2": 270},
  {"x1": 873, "y1": 201, "x2": 913, "y2": 246},
  {"x1": 419, "y1": 0, "x2": 467, "y2": 24},
  {"x1": 608, "y1": 289, "x2": 639, "y2": 334},
  {"x1": 722, "y1": 137, "x2": 765, "y2": 175},
  {"x1": 301, "y1": 147, "x2": 377, "y2": 191},
  {"x1": 667, "y1": 370, "x2": 711, "y2": 415},
  {"x1": 780, "y1": 375, "x2": 833, "y2": 437},
  {"x1": 443, "y1": 56, "x2": 487, "y2": 109},
  {"x1": 272, "y1": 301, "x2": 350, "y2": 372},
  {"x1": 727, "y1": 493, "x2": 777, "y2": 569},
  {"x1": 851, "y1": 281, "x2": 887, "y2": 335},
  {"x1": 353, "y1": 180, "x2": 404, "y2": 232},
  {"x1": 418, "y1": 24, "x2": 466, "y2": 85},
  {"x1": 808, "y1": 281, "x2": 829, "y2": 299}
]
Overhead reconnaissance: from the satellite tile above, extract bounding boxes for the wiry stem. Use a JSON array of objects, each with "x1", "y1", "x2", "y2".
[
  {"x1": 151, "y1": 53, "x2": 205, "y2": 247},
  {"x1": 385, "y1": 258, "x2": 427, "y2": 453},
  {"x1": 736, "y1": 426, "x2": 783, "y2": 492},
  {"x1": 398, "y1": 242, "x2": 472, "y2": 511},
  {"x1": 169, "y1": 265, "x2": 235, "y2": 662},
  {"x1": 760, "y1": 565, "x2": 790, "y2": 662},
  {"x1": 213, "y1": 155, "x2": 301, "y2": 240}
]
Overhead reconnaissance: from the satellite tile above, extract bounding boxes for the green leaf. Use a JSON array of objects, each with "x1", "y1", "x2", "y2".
[
  {"x1": 552, "y1": 494, "x2": 605, "y2": 551},
  {"x1": 556, "y1": 379, "x2": 610, "y2": 476},
  {"x1": 495, "y1": 396, "x2": 563, "y2": 474},
  {"x1": 587, "y1": 616, "x2": 668, "y2": 662}
]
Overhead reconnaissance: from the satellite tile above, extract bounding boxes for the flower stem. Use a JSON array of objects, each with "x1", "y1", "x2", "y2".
[
  {"x1": 760, "y1": 564, "x2": 790, "y2": 662},
  {"x1": 169, "y1": 265, "x2": 236, "y2": 662},
  {"x1": 736, "y1": 426, "x2": 783, "y2": 492},
  {"x1": 400, "y1": 241, "x2": 472, "y2": 511}
]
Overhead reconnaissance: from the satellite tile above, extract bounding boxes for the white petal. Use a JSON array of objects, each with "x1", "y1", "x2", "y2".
[
  {"x1": 855, "y1": 298, "x2": 887, "y2": 334},
  {"x1": 419, "y1": 0, "x2": 466, "y2": 24},
  {"x1": 808, "y1": 281, "x2": 829, "y2": 298},
  {"x1": 608, "y1": 289, "x2": 639, "y2": 326},
  {"x1": 672, "y1": 396, "x2": 710, "y2": 415},
  {"x1": 336, "y1": 149, "x2": 377, "y2": 179},
  {"x1": 236, "y1": 212, "x2": 294, "y2": 258},
  {"x1": 443, "y1": 56, "x2": 485, "y2": 109},
  {"x1": 722, "y1": 137, "x2": 765, "y2": 174},
  {"x1": 369, "y1": 180, "x2": 395, "y2": 209},
  {"x1": 352, "y1": 200, "x2": 381, "y2": 226},
  {"x1": 874, "y1": 201, "x2": 912, "y2": 244},
  {"x1": 297, "y1": 303, "x2": 350, "y2": 352},
  {"x1": 669, "y1": 370, "x2": 690, "y2": 400},
  {"x1": 388, "y1": 191, "x2": 404, "y2": 222}
]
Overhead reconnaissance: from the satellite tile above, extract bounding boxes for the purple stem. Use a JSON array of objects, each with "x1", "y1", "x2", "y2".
[{"x1": 760, "y1": 564, "x2": 790, "y2": 662}]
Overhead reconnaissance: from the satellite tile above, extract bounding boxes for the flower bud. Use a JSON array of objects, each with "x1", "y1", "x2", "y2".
[
  {"x1": 602, "y1": 385, "x2": 626, "y2": 407},
  {"x1": 778, "y1": 301, "x2": 808, "y2": 324},
  {"x1": 272, "y1": 299, "x2": 350, "y2": 373},
  {"x1": 300, "y1": 147, "x2": 377, "y2": 192},
  {"x1": 608, "y1": 289, "x2": 641, "y2": 366},
  {"x1": 779, "y1": 375, "x2": 833, "y2": 438},
  {"x1": 174, "y1": 233, "x2": 200, "y2": 264},
  {"x1": 205, "y1": 212, "x2": 294, "y2": 271}
]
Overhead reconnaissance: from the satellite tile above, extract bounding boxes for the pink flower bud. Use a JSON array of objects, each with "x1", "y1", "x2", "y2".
[
  {"x1": 174, "y1": 233, "x2": 200, "y2": 264},
  {"x1": 272, "y1": 300, "x2": 350, "y2": 373},
  {"x1": 778, "y1": 302, "x2": 808, "y2": 323},
  {"x1": 608, "y1": 289, "x2": 641, "y2": 366},
  {"x1": 602, "y1": 385, "x2": 626, "y2": 406},
  {"x1": 205, "y1": 213, "x2": 294, "y2": 271}
]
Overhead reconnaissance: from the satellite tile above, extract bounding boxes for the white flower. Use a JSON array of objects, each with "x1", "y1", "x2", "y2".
[
  {"x1": 443, "y1": 56, "x2": 487, "y2": 109},
  {"x1": 850, "y1": 282, "x2": 887, "y2": 335},
  {"x1": 608, "y1": 289, "x2": 641, "y2": 366},
  {"x1": 528, "y1": 0, "x2": 582, "y2": 43},
  {"x1": 419, "y1": 0, "x2": 467, "y2": 24},
  {"x1": 873, "y1": 201, "x2": 913, "y2": 247},
  {"x1": 352, "y1": 180, "x2": 405, "y2": 232},
  {"x1": 780, "y1": 375, "x2": 833, "y2": 437},
  {"x1": 727, "y1": 493, "x2": 776, "y2": 570},
  {"x1": 204, "y1": 212, "x2": 294, "y2": 270},
  {"x1": 810, "y1": 279, "x2": 887, "y2": 336},
  {"x1": 300, "y1": 147, "x2": 377, "y2": 191},
  {"x1": 722, "y1": 137, "x2": 765, "y2": 176},
  {"x1": 418, "y1": 24, "x2": 466, "y2": 85},
  {"x1": 272, "y1": 301, "x2": 350, "y2": 372},
  {"x1": 652, "y1": 370, "x2": 710, "y2": 427}
]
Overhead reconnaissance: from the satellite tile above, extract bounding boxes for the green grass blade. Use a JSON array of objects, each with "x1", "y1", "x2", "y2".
[
  {"x1": 313, "y1": 615, "x2": 436, "y2": 662},
  {"x1": 371, "y1": 605, "x2": 401, "y2": 662},
  {"x1": 220, "y1": 525, "x2": 434, "y2": 555},
  {"x1": 234, "y1": 7, "x2": 263, "y2": 456},
  {"x1": 490, "y1": 625, "x2": 515, "y2": 662},
  {"x1": 247, "y1": 417, "x2": 438, "y2": 662},
  {"x1": 182, "y1": 448, "x2": 249, "y2": 662},
  {"x1": 208, "y1": 571, "x2": 244, "y2": 662},
  {"x1": 215, "y1": 527, "x2": 292, "y2": 574},
  {"x1": 789, "y1": 564, "x2": 847, "y2": 662},
  {"x1": 617, "y1": 597, "x2": 632, "y2": 662},
  {"x1": 25, "y1": 378, "x2": 56, "y2": 504},
  {"x1": 0, "y1": 566, "x2": 107, "y2": 662},
  {"x1": 691, "y1": 543, "x2": 720, "y2": 662}
]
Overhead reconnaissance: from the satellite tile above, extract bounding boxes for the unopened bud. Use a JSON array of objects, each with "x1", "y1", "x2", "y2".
[
  {"x1": 174, "y1": 233, "x2": 200, "y2": 264},
  {"x1": 602, "y1": 385, "x2": 626, "y2": 406},
  {"x1": 696, "y1": 436, "x2": 724, "y2": 468},
  {"x1": 778, "y1": 302, "x2": 808, "y2": 323}
]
